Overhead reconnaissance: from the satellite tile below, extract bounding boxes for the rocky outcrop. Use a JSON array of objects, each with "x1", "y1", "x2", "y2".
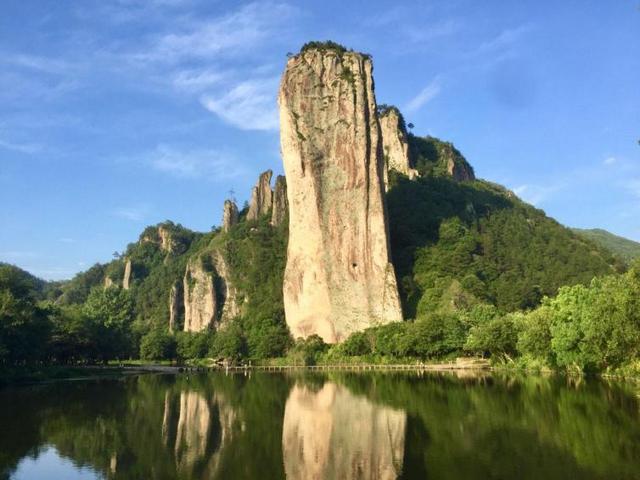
[
  {"x1": 271, "y1": 175, "x2": 288, "y2": 226},
  {"x1": 212, "y1": 251, "x2": 240, "y2": 324},
  {"x1": 104, "y1": 276, "x2": 114, "y2": 288},
  {"x1": 278, "y1": 45, "x2": 403, "y2": 343},
  {"x1": 169, "y1": 280, "x2": 183, "y2": 331},
  {"x1": 282, "y1": 381, "x2": 406, "y2": 480},
  {"x1": 379, "y1": 107, "x2": 418, "y2": 182},
  {"x1": 222, "y1": 200, "x2": 239, "y2": 232},
  {"x1": 447, "y1": 155, "x2": 475, "y2": 181},
  {"x1": 247, "y1": 170, "x2": 273, "y2": 221},
  {"x1": 435, "y1": 140, "x2": 475, "y2": 182},
  {"x1": 122, "y1": 258, "x2": 132, "y2": 290},
  {"x1": 180, "y1": 251, "x2": 239, "y2": 333},
  {"x1": 141, "y1": 224, "x2": 178, "y2": 254},
  {"x1": 183, "y1": 256, "x2": 217, "y2": 332}
]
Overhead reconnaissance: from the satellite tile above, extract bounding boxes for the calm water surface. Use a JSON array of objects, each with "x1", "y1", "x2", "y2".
[{"x1": 1, "y1": 371, "x2": 639, "y2": 480}]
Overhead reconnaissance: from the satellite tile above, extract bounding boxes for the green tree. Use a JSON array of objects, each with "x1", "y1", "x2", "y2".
[{"x1": 82, "y1": 287, "x2": 135, "y2": 362}]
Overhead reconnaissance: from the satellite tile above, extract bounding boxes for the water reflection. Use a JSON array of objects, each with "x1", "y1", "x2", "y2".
[
  {"x1": 0, "y1": 371, "x2": 639, "y2": 479},
  {"x1": 282, "y1": 382, "x2": 406, "y2": 480}
]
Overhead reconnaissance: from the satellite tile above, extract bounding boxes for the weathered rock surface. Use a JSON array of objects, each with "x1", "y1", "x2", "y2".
[
  {"x1": 379, "y1": 107, "x2": 418, "y2": 182},
  {"x1": 247, "y1": 170, "x2": 273, "y2": 221},
  {"x1": 212, "y1": 251, "x2": 240, "y2": 324},
  {"x1": 180, "y1": 251, "x2": 239, "y2": 332},
  {"x1": 222, "y1": 199, "x2": 239, "y2": 232},
  {"x1": 282, "y1": 381, "x2": 406, "y2": 480},
  {"x1": 438, "y1": 141, "x2": 475, "y2": 182},
  {"x1": 183, "y1": 256, "x2": 217, "y2": 332},
  {"x1": 278, "y1": 46, "x2": 403, "y2": 343},
  {"x1": 141, "y1": 224, "x2": 178, "y2": 254},
  {"x1": 122, "y1": 258, "x2": 132, "y2": 290},
  {"x1": 169, "y1": 280, "x2": 183, "y2": 331},
  {"x1": 103, "y1": 276, "x2": 114, "y2": 288},
  {"x1": 271, "y1": 175, "x2": 288, "y2": 226}
]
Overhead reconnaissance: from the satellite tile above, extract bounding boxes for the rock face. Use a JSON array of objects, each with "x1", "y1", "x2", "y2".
[
  {"x1": 379, "y1": 107, "x2": 418, "y2": 182},
  {"x1": 271, "y1": 175, "x2": 288, "y2": 226},
  {"x1": 222, "y1": 200, "x2": 239, "y2": 232},
  {"x1": 438, "y1": 142, "x2": 475, "y2": 182},
  {"x1": 169, "y1": 280, "x2": 183, "y2": 331},
  {"x1": 212, "y1": 251, "x2": 240, "y2": 323},
  {"x1": 282, "y1": 381, "x2": 406, "y2": 480},
  {"x1": 180, "y1": 251, "x2": 239, "y2": 333},
  {"x1": 183, "y1": 256, "x2": 217, "y2": 332},
  {"x1": 247, "y1": 170, "x2": 273, "y2": 221},
  {"x1": 278, "y1": 46, "x2": 403, "y2": 343},
  {"x1": 122, "y1": 258, "x2": 132, "y2": 290}
]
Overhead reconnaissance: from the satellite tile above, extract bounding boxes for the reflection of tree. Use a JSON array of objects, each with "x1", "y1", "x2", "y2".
[
  {"x1": 282, "y1": 382, "x2": 406, "y2": 480},
  {"x1": 1, "y1": 372, "x2": 639, "y2": 479},
  {"x1": 334, "y1": 372, "x2": 640, "y2": 479}
]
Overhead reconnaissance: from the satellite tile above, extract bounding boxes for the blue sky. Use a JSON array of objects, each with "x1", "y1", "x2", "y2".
[{"x1": 1, "y1": 0, "x2": 639, "y2": 280}]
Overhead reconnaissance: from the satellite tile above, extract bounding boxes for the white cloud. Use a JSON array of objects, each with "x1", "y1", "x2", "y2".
[
  {"x1": 512, "y1": 183, "x2": 562, "y2": 206},
  {"x1": 137, "y1": 2, "x2": 296, "y2": 64},
  {"x1": 0, "y1": 251, "x2": 39, "y2": 260},
  {"x1": 172, "y1": 68, "x2": 227, "y2": 92},
  {"x1": 624, "y1": 179, "x2": 640, "y2": 198},
  {"x1": 112, "y1": 205, "x2": 151, "y2": 222},
  {"x1": 0, "y1": 138, "x2": 42, "y2": 154},
  {"x1": 200, "y1": 77, "x2": 279, "y2": 131},
  {"x1": 603, "y1": 156, "x2": 617, "y2": 166},
  {"x1": 477, "y1": 24, "x2": 533, "y2": 55},
  {"x1": 149, "y1": 144, "x2": 248, "y2": 179},
  {"x1": 404, "y1": 77, "x2": 442, "y2": 113}
]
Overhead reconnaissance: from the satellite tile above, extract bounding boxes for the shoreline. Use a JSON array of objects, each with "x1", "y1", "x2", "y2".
[{"x1": 3, "y1": 362, "x2": 639, "y2": 387}]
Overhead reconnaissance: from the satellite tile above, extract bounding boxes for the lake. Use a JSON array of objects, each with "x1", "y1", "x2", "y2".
[{"x1": 1, "y1": 370, "x2": 639, "y2": 479}]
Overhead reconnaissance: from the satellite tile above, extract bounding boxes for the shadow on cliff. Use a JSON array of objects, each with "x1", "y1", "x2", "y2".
[{"x1": 386, "y1": 172, "x2": 514, "y2": 318}]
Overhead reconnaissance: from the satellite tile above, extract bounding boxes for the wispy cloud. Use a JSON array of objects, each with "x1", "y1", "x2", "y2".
[
  {"x1": 134, "y1": 2, "x2": 297, "y2": 65},
  {"x1": 512, "y1": 183, "x2": 564, "y2": 206},
  {"x1": 603, "y1": 156, "x2": 617, "y2": 166},
  {"x1": 624, "y1": 179, "x2": 640, "y2": 198},
  {"x1": 200, "y1": 77, "x2": 279, "y2": 131},
  {"x1": 403, "y1": 20, "x2": 461, "y2": 44},
  {"x1": 112, "y1": 204, "x2": 152, "y2": 222},
  {"x1": 404, "y1": 77, "x2": 442, "y2": 113},
  {"x1": 0, "y1": 138, "x2": 43, "y2": 154},
  {"x1": 149, "y1": 144, "x2": 248, "y2": 179},
  {"x1": 0, "y1": 251, "x2": 40, "y2": 261},
  {"x1": 171, "y1": 68, "x2": 227, "y2": 92},
  {"x1": 477, "y1": 24, "x2": 533, "y2": 55}
]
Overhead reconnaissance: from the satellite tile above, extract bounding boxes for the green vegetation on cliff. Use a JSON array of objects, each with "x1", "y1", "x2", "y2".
[
  {"x1": 387, "y1": 172, "x2": 620, "y2": 317},
  {"x1": 0, "y1": 137, "x2": 632, "y2": 373}
]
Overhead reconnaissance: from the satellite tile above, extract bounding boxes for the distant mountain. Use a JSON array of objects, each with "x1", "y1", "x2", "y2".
[{"x1": 572, "y1": 228, "x2": 640, "y2": 265}]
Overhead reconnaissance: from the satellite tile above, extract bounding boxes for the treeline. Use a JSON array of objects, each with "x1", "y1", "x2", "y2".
[{"x1": 312, "y1": 260, "x2": 640, "y2": 374}]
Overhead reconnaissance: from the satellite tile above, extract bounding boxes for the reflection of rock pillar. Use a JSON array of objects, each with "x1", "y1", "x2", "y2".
[
  {"x1": 282, "y1": 382, "x2": 406, "y2": 480},
  {"x1": 175, "y1": 391, "x2": 212, "y2": 471}
]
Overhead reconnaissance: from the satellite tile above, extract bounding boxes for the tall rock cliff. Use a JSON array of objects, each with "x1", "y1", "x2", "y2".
[
  {"x1": 271, "y1": 175, "x2": 288, "y2": 226},
  {"x1": 169, "y1": 280, "x2": 183, "y2": 331},
  {"x1": 180, "y1": 251, "x2": 239, "y2": 333},
  {"x1": 183, "y1": 256, "x2": 217, "y2": 332},
  {"x1": 247, "y1": 170, "x2": 273, "y2": 221},
  {"x1": 278, "y1": 44, "x2": 403, "y2": 343},
  {"x1": 122, "y1": 258, "x2": 132, "y2": 290},
  {"x1": 378, "y1": 106, "x2": 418, "y2": 183},
  {"x1": 222, "y1": 199, "x2": 239, "y2": 232}
]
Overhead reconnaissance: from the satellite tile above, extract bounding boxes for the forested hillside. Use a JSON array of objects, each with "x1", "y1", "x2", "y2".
[
  {"x1": 0, "y1": 135, "x2": 625, "y2": 368},
  {"x1": 572, "y1": 228, "x2": 640, "y2": 265}
]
